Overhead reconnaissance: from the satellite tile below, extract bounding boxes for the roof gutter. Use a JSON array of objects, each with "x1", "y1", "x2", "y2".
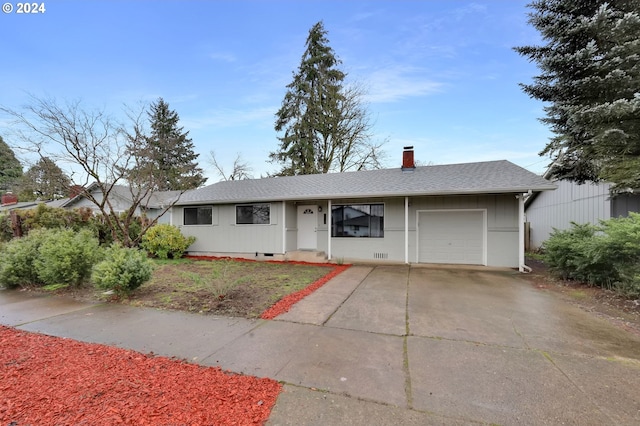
[{"x1": 174, "y1": 187, "x2": 557, "y2": 206}]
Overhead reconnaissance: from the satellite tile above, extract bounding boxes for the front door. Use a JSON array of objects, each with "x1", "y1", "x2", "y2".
[{"x1": 297, "y1": 205, "x2": 317, "y2": 250}]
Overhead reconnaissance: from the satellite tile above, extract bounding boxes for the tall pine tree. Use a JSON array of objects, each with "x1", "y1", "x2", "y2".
[
  {"x1": 0, "y1": 136, "x2": 23, "y2": 193},
  {"x1": 515, "y1": 0, "x2": 640, "y2": 191},
  {"x1": 132, "y1": 98, "x2": 206, "y2": 191},
  {"x1": 270, "y1": 21, "x2": 381, "y2": 175}
]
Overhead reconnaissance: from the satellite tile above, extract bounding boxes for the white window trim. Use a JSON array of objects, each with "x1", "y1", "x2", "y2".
[
  {"x1": 235, "y1": 203, "x2": 272, "y2": 225},
  {"x1": 182, "y1": 206, "x2": 214, "y2": 226}
]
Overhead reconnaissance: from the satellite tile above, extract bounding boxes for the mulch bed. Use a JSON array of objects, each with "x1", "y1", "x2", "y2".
[
  {"x1": 0, "y1": 326, "x2": 281, "y2": 425},
  {"x1": 1, "y1": 257, "x2": 351, "y2": 424}
]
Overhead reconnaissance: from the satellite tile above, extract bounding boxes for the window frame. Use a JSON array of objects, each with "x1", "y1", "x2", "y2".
[
  {"x1": 331, "y1": 203, "x2": 384, "y2": 238},
  {"x1": 183, "y1": 206, "x2": 214, "y2": 226},
  {"x1": 235, "y1": 203, "x2": 271, "y2": 225}
]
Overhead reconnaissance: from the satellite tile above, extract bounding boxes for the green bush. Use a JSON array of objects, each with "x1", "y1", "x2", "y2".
[
  {"x1": 92, "y1": 211, "x2": 144, "y2": 247},
  {"x1": 91, "y1": 245, "x2": 153, "y2": 297},
  {"x1": 542, "y1": 223, "x2": 607, "y2": 283},
  {"x1": 0, "y1": 213, "x2": 12, "y2": 242},
  {"x1": 33, "y1": 229, "x2": 101, "y2": 287},
  {"x1": 0, "y1": 229, "x2": 49, "y2": 288},
  {"x1": 597, "y1": 213, "x2": 640, "y2": 296},
  {"x1": 0, "y1": 205, "x2": 97, "y2": 242},
  {"x1": 542, "y1": 215, "x2": 640, "y2": 296},
  {"x1": 141, "y1": 224, "x2": 195, "y2": 259}
]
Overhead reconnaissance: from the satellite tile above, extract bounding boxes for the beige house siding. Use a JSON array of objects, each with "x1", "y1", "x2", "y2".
[
  {"x1": 176, "y1": 194, "x2": 521, "y2": 268},
  {"x1": 525, "y1": 180, "x2": 611, "y2": 250}
]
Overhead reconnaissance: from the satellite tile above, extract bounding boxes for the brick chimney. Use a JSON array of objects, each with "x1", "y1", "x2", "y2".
[
  {"x1": 69, "y1": 185, "x2": 84, "y2": 198},
  {"x1": 402, "y1": 146, "x2": 415, "y2": 171},
  {"x1": 1, "y1": 192, "x2": 18, "y2": 206}
]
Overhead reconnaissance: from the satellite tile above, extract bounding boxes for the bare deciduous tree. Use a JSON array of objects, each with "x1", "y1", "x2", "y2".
[
  {"x1": 1, "y1": 96, "x2": 186, "y2": 246},
  {"x1": 209, "y1": 151, "x2": 253, "y2": 181}
]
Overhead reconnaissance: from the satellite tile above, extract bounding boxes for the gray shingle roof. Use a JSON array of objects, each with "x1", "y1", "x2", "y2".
[
  {"x1": 176, "y1": 160, "x2": 556, "y2": 205},
  {"x1": 62, "y1": 184, "x2": 183, "y2": 209}
]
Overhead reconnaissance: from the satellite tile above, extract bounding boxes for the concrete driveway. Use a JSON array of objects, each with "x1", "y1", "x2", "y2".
[{"x1": 2, "y1": 265, "x2": 640, "y2": 425}]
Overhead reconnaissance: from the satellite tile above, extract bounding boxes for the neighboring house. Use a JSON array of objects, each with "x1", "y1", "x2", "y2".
[
  {"x1": 173, "y1": 148, "x2": 556, "y2": 270},
  {"x1": 60, "y1": 183, "x2": 181, "y2": 224},
  {"x1": 0, "y1": 192, "x2": 70, "y2": 213},
  {"x1": 525, "y1": 177, "x2": 640, "y2": 250}
]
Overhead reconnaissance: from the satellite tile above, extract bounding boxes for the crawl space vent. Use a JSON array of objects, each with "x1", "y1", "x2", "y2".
[{"x1": 373, "y1": 252, "x2": 388, "y2": 259}]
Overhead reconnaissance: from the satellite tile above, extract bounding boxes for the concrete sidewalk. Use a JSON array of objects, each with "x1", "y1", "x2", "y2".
[{"x1": 2, "y1": 265, "x2": 640, "y2": 425}]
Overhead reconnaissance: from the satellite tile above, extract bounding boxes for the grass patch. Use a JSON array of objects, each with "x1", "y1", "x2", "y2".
[
  {"x1": 569, "y1": 290, "x2": 588, "y2": 300},
  {"x1": 41, "y1": 283, "x2": 70, "y2": 292},
  {"x1": 125, "y1": 258, "x2": 333, "y2": 318}
]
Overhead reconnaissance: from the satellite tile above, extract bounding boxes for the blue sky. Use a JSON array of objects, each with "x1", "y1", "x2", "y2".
[{"x1": 1, "y1": 0, "x2": 552, "y2": 182}]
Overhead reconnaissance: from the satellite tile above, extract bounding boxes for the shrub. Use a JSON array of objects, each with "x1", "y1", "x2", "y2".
[
  {"x1": 542, "y1": 215, "x2": 640, "y2": 296},
  {"x1": 597, "y1": 213, "x2": 640, "y2": 296},
  {"x1": 91, "y1": 245, "x2": 153, "y2": 297},
  {"x1": 33, "y1": 229, "x2": 101, "y2": 287},
  {"x1": 542, "y1": 223, "x2": 608, "y2": 283},
  {"x1": 0, "y1": 229, "x2": 49, "y2": 288},
  {"x1": 92, "y1": 211, "x2": 144, "y2": 247},
  {"x1": 0, "y1": 205, "x2": 98, "y2": 242},
  {"x1": 141, "y1": 224, "x2": 195, "y2": 259},
  {"x1": 0, "y1": 213, "x2": 12, "y2": 241}
]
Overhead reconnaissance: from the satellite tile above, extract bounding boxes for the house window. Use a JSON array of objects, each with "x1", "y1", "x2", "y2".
[
  {"x1": 236, "y1": 203, "x2": 270, "y2": 225},
  {"x1": 184, "y1": 206, "x2": 213, "y2": 225},
  {"x1": 331, "y1": 204, "x2": 384, "y2": 238}
]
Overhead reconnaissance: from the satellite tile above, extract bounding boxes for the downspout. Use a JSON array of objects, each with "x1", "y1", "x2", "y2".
[
  {"x1": 327, "y1": 200, "x2": 332, "y2": 261},
  {"x1": 282, "y1": 201, "x2": 286, "y2": 255},
  {"x1": 518, "y1": 193, "x2": 530, "y2": 273},
  {"x1": 404, "y1": 196, "x2": 409, "y2": 264}
]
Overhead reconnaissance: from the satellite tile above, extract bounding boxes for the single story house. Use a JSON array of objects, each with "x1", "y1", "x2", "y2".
[
  {"x1": 173, "y1": 148, "x2": 556, "y2": 271},
  {"x1": 61, "y1": 183, "x2": 180, "y2": 224},
  {"x1": 525, "y1": 177, "x2": 640, "y2": 250},
  {"x1": 0, "y1": 192, "x2": 69, "y2": 213}
]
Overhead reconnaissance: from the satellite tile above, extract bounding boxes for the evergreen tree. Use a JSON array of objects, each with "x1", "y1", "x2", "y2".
[
  {"x1": 19, "y1": 156, "x2": 71, "y2": 200},
  {"x1": 270, "y1": 21, "x2": 382, "y2": 175},
  {"x1": 515, "y1": 0, "x2": 640, "y2": 191},
  {"x1": 132, "y1": 98, "x2": 206, "y2": 191},
  {"x1": 0, "y1": 136, "x2": 23, "y2": 193}
]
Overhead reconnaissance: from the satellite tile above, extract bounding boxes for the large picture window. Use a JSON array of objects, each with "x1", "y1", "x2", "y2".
[
  {"x1": 236, "y1": 204, "x2": 270, "y2": 225},
  {"x1": 183, "y1": 206, "x2": 213, "y2": 225},
  {"x1": 331, "y1": 204, "x2": 384, "y2": 238}
]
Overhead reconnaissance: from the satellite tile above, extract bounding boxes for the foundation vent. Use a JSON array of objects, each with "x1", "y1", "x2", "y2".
[{"x1": 373, "y1": 252, "x2": 388, "y2": 259}]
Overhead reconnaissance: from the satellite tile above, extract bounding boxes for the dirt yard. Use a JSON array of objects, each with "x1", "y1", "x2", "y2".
[{"x1": 522, "y1": 257, "x2": 640, "y2": 337}]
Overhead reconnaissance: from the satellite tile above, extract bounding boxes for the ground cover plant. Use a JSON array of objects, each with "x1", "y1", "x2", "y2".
[{"x1": 0, "y1": 326, "x2": 281, "y2": 425}]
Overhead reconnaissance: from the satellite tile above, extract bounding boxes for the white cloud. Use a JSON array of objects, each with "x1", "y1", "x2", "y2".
[
  {"x1": 209, "y1": 52, "x2": 237, "y2": 63},
  {"x1": 182, "y1": 106, "x2": 276, "y2": 130},
  {"x1": 363, "y1": 66, "x2": 444, "y2": 103}
]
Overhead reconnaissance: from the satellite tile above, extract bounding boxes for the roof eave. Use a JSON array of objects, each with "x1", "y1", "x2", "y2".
[{"x1": 174, "y1": 186, "x2": 558, "y2": 205}]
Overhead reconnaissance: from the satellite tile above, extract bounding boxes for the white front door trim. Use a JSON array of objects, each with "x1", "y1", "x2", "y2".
[{"x1": 297, "y1": 204, "x2": 318, "y2": 250}]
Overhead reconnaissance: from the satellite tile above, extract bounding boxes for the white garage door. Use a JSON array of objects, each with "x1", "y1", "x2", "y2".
[{"x1": 418, "y1": 210, "x2": 485, "y2": 265}]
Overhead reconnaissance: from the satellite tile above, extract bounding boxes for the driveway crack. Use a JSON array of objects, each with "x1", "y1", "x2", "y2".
[
  {"x1": 404, "y1": 267, "x2": 413, "y2": 408},
  {"x1": 510, "y1": 317, "x2": 530, "y2": 350},
  {"x1": 539, "y1": 350, "x2": 617, "y2": 425}
]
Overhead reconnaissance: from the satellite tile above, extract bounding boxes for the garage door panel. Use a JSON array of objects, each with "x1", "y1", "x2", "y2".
[{"x1": 418, "y1": 211, "x2": 485, "y2": 265}]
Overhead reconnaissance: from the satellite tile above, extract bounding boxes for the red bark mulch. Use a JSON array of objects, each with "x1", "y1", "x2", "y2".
[
  {"x1": 260, "y1": 265, "x2": 351, "y2": 320},
  {"x1": 0, "y1": 326, "x2": 282, "y2": 425}
]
